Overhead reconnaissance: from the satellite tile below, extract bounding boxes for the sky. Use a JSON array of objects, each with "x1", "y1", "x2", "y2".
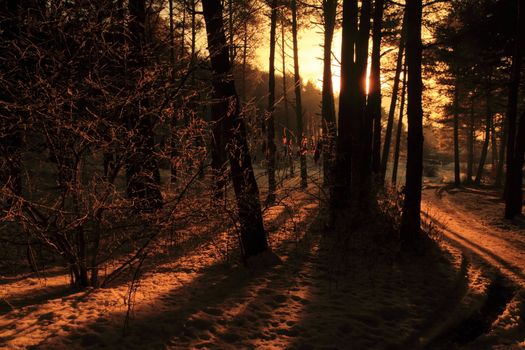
[{"x1": 254, "y1": 26, "x2": 343, "y2": 94}]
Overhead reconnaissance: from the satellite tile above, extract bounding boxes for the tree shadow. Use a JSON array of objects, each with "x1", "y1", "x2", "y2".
[
  {"x1": 11, "y1": 194, "x2": 322, "y2": 349},
  {"x1": 285, "y1": 228, "x2": 463, "y2": 350}
]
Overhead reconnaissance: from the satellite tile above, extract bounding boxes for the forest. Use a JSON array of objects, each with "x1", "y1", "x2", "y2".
[{"x1": 0, "y1": 0, "x2": 524, "y2": 348}]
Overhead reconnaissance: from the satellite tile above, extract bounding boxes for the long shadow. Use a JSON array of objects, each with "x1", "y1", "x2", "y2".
[
  {"x1": 0, "y1": 284, "x2": 82, "y2": 316},
  {"x1": 427, "y1": 213, "x2": 525, "y2": 284},
  {"x1": 286, "y1": 227, "x2": 463, "y2": 350},
  {"x1": 12, "y1": 202, "x2": 322, "y2": 349},
  {"x1": 0, "y1": 191, "x2": 313, "y2": 319}
]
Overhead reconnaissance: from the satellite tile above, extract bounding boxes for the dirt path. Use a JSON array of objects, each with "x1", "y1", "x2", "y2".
[{"x1": 422, "y1": 186, "x2": 525, "y2": 289}]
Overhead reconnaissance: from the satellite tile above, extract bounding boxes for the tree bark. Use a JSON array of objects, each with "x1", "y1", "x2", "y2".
[
  {"x1": 400, "y1": 0, "x2": 423, "y2": 242},
  {"x1": 291, "y1": 0, "x2": 307, "y2": 188},
  {"x1": 202, "y1": 0, "x2": 269, "y2": 258}
]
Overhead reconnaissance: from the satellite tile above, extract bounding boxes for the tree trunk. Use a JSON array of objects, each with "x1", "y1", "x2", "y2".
[
  {"x1": 495, "y1": 118, "x2": 507, "y2": 186},
  {"x1": 400, "y1": 0, "x2": 423, "y2": 242},
  {"x1": 504, "y1": 0, "x2": 523, "y2": 218},
  {"x1": 350, "y1": 0, "x2": 371, "y2": 212},
  {"x1": 281, "y1": 15, "x2": 293, "y2": 178},
  {"x1": 331, "y1": 0, "x2": 358, "y2": 212},
  {"x1": 266, "y1": 0, "x2": 278, "y2": 204},
  {"x1": 201, "y1": 0, "x2": 269, "y2": 258},
  {"x1": 291, "y1": 0, "x2": 307, "y2": 188},
  {"x1": 126, "y1": 0, "x2": 163, "y2": 210},
  {"x1": 475, "y1": 76, "x2": 492, "y2": 185},
  {"x1": 453, "y1": 83, "x2": 461, "y2": 187},
  {"x1": 169, "y1": 0, "x2": 178, "y2": 184},
  {"x1": 506, "y1": 111, "x2": 525, "y2": 218},
  {"x1": 381, "y1": 13, "x2": 406, "y2": 183},
  {"x1": 465, "y1": 97, "x2": 474, "y2": 184},
  {"x1": 0, "y1": 1, "x2": 23, "y2": 208},
  {"x1": 321, "y1": 0, "x2": 337, "y2": 186},
  {"x1": 392, "y1": 59, "x2": 407, "y2": 185},
  {"x1": 491, "y1": 113, "x2": 498, "y2": 173},
  {"x1": 370, "y1": 0, "x2": 384, "y2": 176}
]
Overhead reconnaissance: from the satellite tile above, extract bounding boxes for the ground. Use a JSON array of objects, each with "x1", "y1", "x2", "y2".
[{"x1": 2, "y1": 170, "x2": 525, "y2": 349}]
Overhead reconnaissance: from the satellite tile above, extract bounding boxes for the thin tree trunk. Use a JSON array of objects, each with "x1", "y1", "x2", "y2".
[
  {"x1": 491, "y1": 114, "x2": 498, "y2": 172},
  {"x1": 465, "y1": 97, "x2": 474, "y2": 184},
  {"x1": 495, "y1": 118, "x2": 507, "y2": 186},
  {"x1": 504, "y1": 0, "x2": 523, "y2": 218},
  {"x1": 392, "y1": 59, "x2": 407, "y2": 185},
  {"x1": 201, "y1": 0, "x2": 269, "y2": 258},
  {"x1": 400, "y1": 0, "x2": 423, "y2": 242},
  {"x1": 381, "y1": 13, "x2": 406, "y2": 183},
  {"x1": 266, "y1": 0, "x2": 278, "y2": 204},
  {"x1": 321, "y1": 0, "x2": 337, "y2": 186},
  {"x1": 291, "y1": 0, "x2": 307, "y2": 188},
  {"x1": 506, "y1": 111, "x2": 525, "y2": 218},
  {"x1": 242, "y1": 17, "x2": 247, "y2": 103},
  {"x1": 453, "y1": 83, "x2": 461, "y2": 186},
  {"x1": 475, "y1": 76, "x2": 492, "y2": 185},
  {"x1": 281, "y1": 15, "x2": 293, "y2": 177},
  {"x1": 370, "y1": 0, "x2": 384, "y2": 175},
  {"x1": 169, "y1": 0, "x2": 178, "y2": 184}
]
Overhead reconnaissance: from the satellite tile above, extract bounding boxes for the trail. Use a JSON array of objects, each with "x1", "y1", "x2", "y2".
[{"x1": 422, "y1": 186, "x2": 525, "y2": 288}]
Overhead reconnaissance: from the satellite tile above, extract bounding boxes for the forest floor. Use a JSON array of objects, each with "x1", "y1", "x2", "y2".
[
  {"x1": 1, "y1": 166, "x2": 525, "y2": 349},
  {"x1": 421, "y1": 184, "x2": 525, "y2": 349}
]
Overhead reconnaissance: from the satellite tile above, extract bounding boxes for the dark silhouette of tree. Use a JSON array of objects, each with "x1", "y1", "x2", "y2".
[
  {"x1": 392, "y1": 59, "x2": 407, "y2": 185},
  {"x1": 331, "y1": 0, "x2": 357, "y2": 213},
  {"x1": 291, "y1": 0, "x2": 308, "y2": 189},
  {"x1": 266, "y1": 0, "x2": 278, "y2": 205},
  {"x1": 201, "y1": 0, "x2": 269, "y2": 258},
  {"x1": 504, "y1": 0, "x2": 523, "y2": 219},
  {"x1": 381, "y1": 12, "x2": 406, "y2": 184},
  {"x1": 321, "y1": 0, "x2": 337, "y2": 186},
  {"x1": 0, "y1": 0, "x2": 22, "y2": 209},
  {"x1": 370, "y1": 0, "x2": 385, "y2": 176},
  {"x1": 400, "y1": 0, "x2": 424, "y2": 242},
  {"x1": 126, "y1": 0, "x2": 163, "y2": 210}
]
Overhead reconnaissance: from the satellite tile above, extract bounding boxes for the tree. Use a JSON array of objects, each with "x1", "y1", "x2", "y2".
[
  {"x1": 453, "y1": 80, "x2": 461, "y2": 186},
  {"x1": 201, "y1": 0, "x2": 269, "y2": 258},
  {"x1": 400, "y1": 0, "x2": 424, "y2": 242},
  {"x1": 126, "y1": 0, "x2": 163, "y2": 210},
  {"x1": 331, "y1": 0, "x2": 357, "y2": 212},
  {"x1": 474, "y1": 73, "x2": 493, "y2": 185},
  {"x1": 0, "y1": 0, "x2": 22, "y2": 209},
  {"x1": 392, "y1": 59, "x2": 407, "y2": 185},
  {"x1": 370, "y1": 0, "x2": 385, "y2": 176},
  {"x1": 321, "y1": 0, "x2": 337, "y2": 186},
  {"x1": 266, "y1": 0, "x2": 278, "y2": 204},
  {"x1": 349, "y1": 0, "x2": 372, "y2": 212},
  {"x1": 381, "y1": 12, "x2": 406, "y2": 184},
  {"x1": 291, "y1": 0, "x2": 308, "y2": 188},
  {"x1": 504, "y1": 0, "x2": 523, "y2": 219}
]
